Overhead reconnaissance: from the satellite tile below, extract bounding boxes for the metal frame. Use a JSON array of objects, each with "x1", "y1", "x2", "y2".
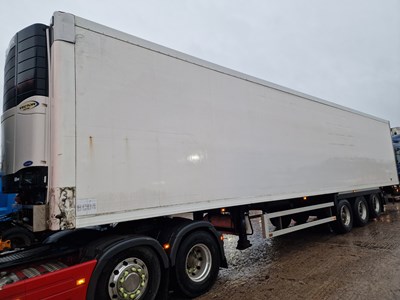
[{"x1": 261, "y1": 202, "x2": 336, "y2": 238}]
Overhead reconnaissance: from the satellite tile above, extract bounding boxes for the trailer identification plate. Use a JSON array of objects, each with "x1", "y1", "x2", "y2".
[{"x1": 76, "y1": 198, "x2": 97, "y2": 216}]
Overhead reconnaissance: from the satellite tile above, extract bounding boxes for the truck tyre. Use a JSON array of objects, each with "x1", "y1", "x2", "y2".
[
  {"x1": 352, "y1": 197, "x2": 369, "y2": 227},
  {"x1": 332, "y1": 200, "x2": 353, "y2": 233},
  {"x1": 174, "y1": 230, "x2": 220, "y2": 298},
  {"x1": 368, "y1": 193, "x2": 382, "y2": 219},
  {"x1": 95, "y1": 246, "x2": 161, "y2": 300},
  {"x1": 292, "y1": 213, "x2": 309, "y2": 224},
  {"x1": 270, "y1": 216, "x2": 292, "y2": 229},
  {"x1": 2, "y1": 226, "x2": 35, "y2": 249}
]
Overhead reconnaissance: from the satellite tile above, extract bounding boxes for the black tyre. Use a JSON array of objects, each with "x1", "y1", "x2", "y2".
[
  {"x1": 174, "y1": 231, "x2": 220, "y2": 298},
  {"x1": 292, "y1": 213, "x2": 309, "y2": 224},
  {"x1": 315, "y1": 208, "x2": 334, "y2": 233},
  {"x1": 332, "y1": 200, "x2": 353, "y2": 233},
  {"x1": 368, "y1": 193, "x2": 382, "y2": 219},
  {"x1": 95, "y1": 246, "x2": 161, "y2": 300},
  {"x1": 352, "y1": 197, "x2": 369, "y2": 227},
  {"x1": 2, "y1": 226, "x2": 35, "y2": 249},
  {"x1": 270, "y1": 215, "x2": 292, "y2": 229}
]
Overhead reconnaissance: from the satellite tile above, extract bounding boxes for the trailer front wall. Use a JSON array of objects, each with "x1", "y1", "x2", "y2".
[{"x1": 67, "y1": 19, "x2": 397, "y2": 227}]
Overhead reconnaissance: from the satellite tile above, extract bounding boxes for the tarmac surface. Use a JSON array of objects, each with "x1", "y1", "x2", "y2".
[{"x1": 192, "y1": 202, "x2": 400, "y2": 300}]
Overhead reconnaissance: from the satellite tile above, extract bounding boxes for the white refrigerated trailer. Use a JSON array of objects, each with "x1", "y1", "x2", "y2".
[{"x1": 0, "y1": 12, "x2": 398, "y2": 300}]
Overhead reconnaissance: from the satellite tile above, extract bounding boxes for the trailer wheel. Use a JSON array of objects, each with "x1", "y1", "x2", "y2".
[
  {"x1": 333, "y1": 200, "x2": 353, "y2": 233},
  {"x1": 292, "y1": 213, "x2": 309, "y2": 224},
  {"x1": 352, "y1": 197, "x2": 369, "y2": 227},
  {"x1": 270, "y1": 216, "x2": 292, "y2": 229},
  {"x1": 174, "y1": 231, "x2": 220, "y2": 298},
  {"x1": 2, "y1": 226, "x2": 35, "y2": 249},
  {"x1": 368, "y1": 193, "x2": 382, "y2": 219},
  {"x1": 95, "y1": 246, "x2": 161, "y2": 300}
]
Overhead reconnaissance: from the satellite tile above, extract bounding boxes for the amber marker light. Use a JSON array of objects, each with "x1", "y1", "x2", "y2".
[
  {"x1": 163, "y1": 243, "x2": 171, "y2": 250},
  {"x1": 220, "y1": 235, "x2": 224, "y2": 241},
  {"x1": 221, "y1": 208, "x2": 226, "y2": 213},
  {"x1": 76, "y1": 278, "x2": 86, "y2": 286},
  {"x1": 303, "y1": 196, "x2": 307, "y2": 200}
]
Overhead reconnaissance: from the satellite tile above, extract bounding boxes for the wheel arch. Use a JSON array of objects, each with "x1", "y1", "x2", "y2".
[
  {"x1": 85, "y1": 234, "x2": 169, "y2": 300},
  {"x1": 336, "y1": 189, "x2": 382, "y2": 202},
  {"x1": 162, "y1": 219, "x2": 227, "y2": 268}
]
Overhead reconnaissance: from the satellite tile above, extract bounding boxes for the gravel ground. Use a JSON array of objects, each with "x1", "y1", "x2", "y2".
[{"x1": 189, "y1": 202, "x2": 400, "y2": 300}]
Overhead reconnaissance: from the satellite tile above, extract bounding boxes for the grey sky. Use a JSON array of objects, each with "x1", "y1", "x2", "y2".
[{"x1": 1, "y1": 0, "x2": 399, "y2": 126}]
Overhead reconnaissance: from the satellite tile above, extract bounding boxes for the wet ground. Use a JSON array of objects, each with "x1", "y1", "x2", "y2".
[{"x1": 192, "y1": 202, "x2": 400, "y2": 300}]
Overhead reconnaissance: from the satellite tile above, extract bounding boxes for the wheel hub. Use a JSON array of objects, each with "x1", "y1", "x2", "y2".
[
  {"x1": 108, "y1": 257, "x2": 148, "y2": 299},
  {"x1": 358, "y1": 202, "x2": 367, "y2": 219},
  {"x1": 372, "y1": 196, "x2": 380, "y2": 213},
  {"x1": 341, "y1": 206, "x2": 351, "y2": 226},
  {"x1": 124, "y1": 273, "x2": 141, "y2": 292},
  {"x1": 185, "y1": 243, "x2": 212, "y2": 282}
]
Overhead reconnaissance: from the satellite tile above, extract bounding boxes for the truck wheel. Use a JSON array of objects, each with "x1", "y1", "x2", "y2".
[
  {"x1": 368, "y1": 193, "x2": 382, "y2": 219},
  {"x1": 270, "y1": 216, "x2": 292, "y2": 229},
  {"x1": 352, "y1": 197, "x2": 369, "y2": 227},
  {"x1": 95, "y1": 246, "x2": 161, "y2": 300},
  {"x1": 292, "y1": 213, "x2": 309, "y2": 224},
  {"x1": 2, "y1": 226, "x2": 35, "y2": 249},
  {"x1": 333, "y1": 200, "x2": 353, "y2": 233},
  {"x1": 174, "y1": 231, "x2": 220, "y2": 298}
]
